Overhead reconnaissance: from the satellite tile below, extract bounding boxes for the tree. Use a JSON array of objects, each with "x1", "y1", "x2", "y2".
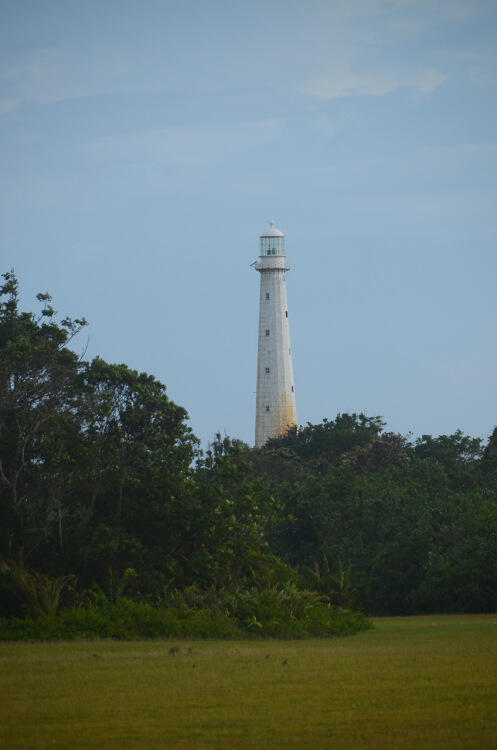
[
  {"x1": 74, "y1": 357, "x2": 199, "y2": 588},
  {"x1": 261, "y1": 413, "x2": 386, "y2": 477},
  {"x1": 0, "y1": 272, "x2": 200, "y2": 599},
  {"x1": 0, "y1": 271, "x2": 86, "y2": 560}
]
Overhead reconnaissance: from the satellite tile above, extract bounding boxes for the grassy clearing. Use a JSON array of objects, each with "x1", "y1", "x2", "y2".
[{"x1": 1, "y1": 614, "x2": 496, "y2": 749}]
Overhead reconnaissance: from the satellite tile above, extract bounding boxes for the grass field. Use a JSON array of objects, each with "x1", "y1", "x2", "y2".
[{"x1": 1, "y1": 614, "x2": 496, "y2": 749}]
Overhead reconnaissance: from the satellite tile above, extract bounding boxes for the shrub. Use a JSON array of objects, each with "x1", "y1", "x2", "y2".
[{"x1": 0, "y1": 593, "x2": 371, "y2": 641}]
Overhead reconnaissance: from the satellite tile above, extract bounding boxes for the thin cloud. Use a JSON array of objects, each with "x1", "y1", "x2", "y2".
[
  {"x1": 303, "y1": 67, "x2": 445, "y2": 99},
  {"x1": 2, "y1": 51, "x2": 64, "y2": 103},
  {"x1": 0, "y1": 99, "x2": 20, "y2": 117},
  {"x1": 85, "y1": 118, "x2": 288, "y2": 167},
  {"x1": 2, "y1": 49, "x2": 143, "y2": 105}
]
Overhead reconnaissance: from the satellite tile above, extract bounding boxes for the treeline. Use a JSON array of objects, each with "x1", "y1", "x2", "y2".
[
  {"x1": 0, "y1": 271, "x2": 496, "y2": 638},
  {"x1": 255, "y1": 418, "x2": 497, "y2": 614}
]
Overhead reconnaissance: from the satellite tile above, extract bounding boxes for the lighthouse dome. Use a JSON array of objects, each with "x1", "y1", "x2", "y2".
[
  {"x1": 260, "y1": 221, "x2": 284, "y2": 238},
  {"x1": 260, "y1": 221, "x2": 285, "y2": 257}
]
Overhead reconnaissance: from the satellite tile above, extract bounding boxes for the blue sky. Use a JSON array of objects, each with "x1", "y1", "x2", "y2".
[{"x1": 1, "y1": 0, "x2": 496, "y2": 447}]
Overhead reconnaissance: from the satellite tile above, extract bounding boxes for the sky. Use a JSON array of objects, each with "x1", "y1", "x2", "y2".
[{"x1": 1, "y1": 0, "x2": 496, "y2": 448}]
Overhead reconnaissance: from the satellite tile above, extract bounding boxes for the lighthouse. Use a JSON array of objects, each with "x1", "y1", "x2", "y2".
[{"x1": 254, "y1": 221, "x2": 297, "y2": 447}]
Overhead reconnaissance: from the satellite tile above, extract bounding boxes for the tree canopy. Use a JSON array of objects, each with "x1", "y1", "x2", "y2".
[{"x1": 1, "y1": 271, "x2": 496, "y2": 624}]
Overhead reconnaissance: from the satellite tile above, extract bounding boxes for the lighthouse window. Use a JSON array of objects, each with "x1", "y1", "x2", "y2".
[
  {"x1": 266, "y1": 250, "x2": 271, "y2": 255},
  {"x1": 291, "y1": 386, "x2": 294, "y2": 392},
  {"x1": 265, "y1": 292, "x2": 270, "y2": 300},
  {"x1": 266, "y1": 405, "x2": 270, "y2": 412},
  {"x1": 265, "y1": 329, "x2": 270, "y2": 336},
  {"x1": 265, "y1": 367, "x2": 270, "y2": 374},
  {"x1": 285, "y1": 311, "x2": 288, "y2": 318}
]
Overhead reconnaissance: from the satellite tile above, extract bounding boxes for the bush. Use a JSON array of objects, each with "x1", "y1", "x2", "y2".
[{"x1": 0, "y1": 594, "x2": 371, "y2": 641}]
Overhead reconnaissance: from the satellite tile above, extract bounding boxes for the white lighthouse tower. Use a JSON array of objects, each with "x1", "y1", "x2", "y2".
[{"x1": 254, "y1": 221, "x2": 297, "y2": 447}]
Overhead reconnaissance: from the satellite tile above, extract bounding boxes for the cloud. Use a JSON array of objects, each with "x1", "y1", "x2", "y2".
[
  {"x1": 1, "y1": 49, "x2": 145, "y2": 105},
  {"x1": 0, "y1": 99, "x2": 20, "y2": 117},
  {"x1": 303, "y1": 67, "x2": 445, "y2": 100},
  {"x1": 84, "y1": 118, "x2": 288, "y2": 168},
  {"x1": 2, "y1": 51, "x2": 63, "y2": 102}
]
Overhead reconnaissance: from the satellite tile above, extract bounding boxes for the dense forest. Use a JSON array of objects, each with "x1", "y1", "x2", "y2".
[{"x1": 1, "y1": 270, "x2": 496, "y2": 638}]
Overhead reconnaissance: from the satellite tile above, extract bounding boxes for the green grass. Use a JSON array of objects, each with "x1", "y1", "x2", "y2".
[{"x1": 1, "y1": 614, "x2": 496, "y2": 749}]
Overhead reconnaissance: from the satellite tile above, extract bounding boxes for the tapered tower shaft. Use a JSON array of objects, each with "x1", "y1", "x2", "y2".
[{"x1": 254, "y1": 222, "x2": 297, "y2": 447}]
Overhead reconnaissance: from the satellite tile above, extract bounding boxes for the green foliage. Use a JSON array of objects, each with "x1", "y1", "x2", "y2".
[
  {"x1": 265, "y1": 426, "x2": 497, "y2": 614},
  {"x1": 0, "y1": 594, "x2": 371, "y2": 641},
  {"x1": 0, "y1": 600, "x2": 239, "y2": 641},
  {"x1": 0, "y1": 556, "x2": 75, "y2": 616},
  {"x1": 1, "y1": 270, "x2": 496, "y2": 628},
  {"x1": 263, "y1": 413, "x2": 386, "y2": 474}
]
